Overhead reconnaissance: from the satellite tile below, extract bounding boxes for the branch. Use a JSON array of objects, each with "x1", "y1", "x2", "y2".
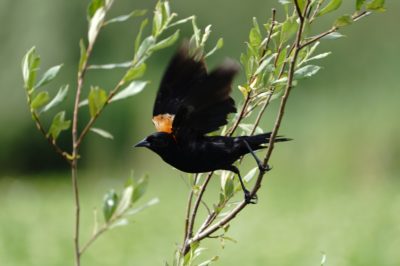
[
  {"x1": 294, "y1": 0, "x2": 304, "y2": 21},
  {"x1": 309, "y1": 0, "x2": 323, "y2": 23},
  {"x1": 300, "y1": 11, "x2": 371, "y2": 49},
  {"x1": 188, "y1": 0, "x2": 312, "y2": 246},
  {"x1": 180, "y1": 8, "x2": 283, "y2": 255},
  {"x1": 182, "y1": 175, "x2": 197, "y2": 246},
  {"x1": 226, "y1": 93, "x2": 252, "y2": 136},
  {"x1": 300, "y1": 27, "x2": 337, "y2": 49},
  {"x1": 79, "y1": 225, "x2": 108, "y2": 255},
  {"x1": 70, "y1": 17, "x2": 98, "y2": 266}
]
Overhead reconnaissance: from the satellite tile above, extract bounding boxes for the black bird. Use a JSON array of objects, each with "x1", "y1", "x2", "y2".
[{"x1": 134, "y1": 44, "x2": 290, "y2": 203}]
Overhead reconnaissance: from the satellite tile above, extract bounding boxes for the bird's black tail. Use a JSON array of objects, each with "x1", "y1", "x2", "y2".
[{"x1": 239, "y1": 132, "x2": 291, "y2": 151}]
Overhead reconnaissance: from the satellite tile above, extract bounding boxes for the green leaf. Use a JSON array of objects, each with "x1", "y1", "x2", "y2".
[
  {"x1": 122, "y1": 63, "x2": 147, "y2": 83},
  {"x1": 40, "y1": 85, "x2": 69, "y2": 113},
  {"x1": 321, "y1": 32, "x2": 345, "y2": 40},
  {"x1": 249, "y1": 18, "x2": 262, "y2": 48},
  {"x1": 88, "y1": 61, "x2": 132, "y2": 70},
  {"x1": 297, "y1": 0, "x2": 307, "y2": 14},
  {"x1": 274, "y1": 46, "x2": 287, "y2": 76},
  {"x1": 198, "y1": 256, "x2": 219, "y2": 266},
  {"x1": 191, "y1": 17, "x2": 201, "y2": 47},
  {"x1": 48, "y1": 111, "x2": 71, "y2": 140},
  {"x1": 280, "y1": 16, "x2": 298, "y2": 43},
  {"x1": 243, "y1": 167, "x2": 258, "y2": 183},
  {"x1": 35, "y1": 64, "x2": 63, "y2": 89},
  {"x1": 278, "y1": 0, "x2": 291, "y2": 4},
  {"x1": 320, "y1": 253, "x2": 327, "y2": 266},
  {"x1": 135, "y1": 36, "x2": 156, "y2": 63},
  {"x1": 109, "y1": 218, "x2": 129, "y2": 229},
  {"x1": 254, "y1": 53, "x2": 276, "y2": 75},
  {"x1": 88, "y1": 7, "x2": 106, "y2": 45},
  {"x1": 125, "y1": 198, "x2": 159, "y2": 216},
  {"x1": 90, "y1": 127, "x2": 114, "y2": 140},
  {"x1": 114, "y1": 186, "x2": 134, "y2": 217},
  {"x1": 317, "y1": 0, "x2": 342, "y2": 17},
  {"x1": 135, "y1": 19, "x2": 149, "y2": 53},
  {"x1": 205, "y1": 38, "x2": 224, "y2": 58},
  {"x1": 162, "y1": 1, "x2": 171, "y2": 19},
  {"x1": 334, "y1": 15, "x2": 353, "y2": 27},
  {"x1": 87, "y1": 0, "x2": 105, "y2": 20},
  {"x1": 31, "y1": 91, "x2": 50, "y2": 110},
  {"x1": 22, "y1": 47, "x2": 40, "y2": 91},
  {"x1": 294, "y1": 65, "x2": 322, "y2": 79},
  {"x1": 152, "y1": 1, "x2": 163, "y2": 36},
  {"x1": 104, "y1": 9, "x2": 147, "y2": 25},
  {"x1": 79, "y1": 39, "x2": 88, "y2": 73},
  {"x1": 110, "y1": 81, "x2": 147, "y2": 102},
  {"x1": 149, "y1": 30, "x2": 180, "y2": 53},
  {"x1": 366, "y1": 0, "x2": 385, "y2": 11},
  {"x1": 103, "y1": 189, "x2": 118, "y2": 222},
  {"x1": 238, "y1": 85, "x2": 250, "y2": 98},
  {"x1": 356, "y1": 0, "x2": 366, "y2": 10},
  {"x1": 304, "y1": 52, "x2": 332, "y2": 63},
  {"x1": 131, "y1": 175, "x2": 149, "y2": 204},
  {"x1": 88, "y1": 86, "x2": 107, "y2": 117},
  {"x1": 271, "y1": 77, "x2": 288, "y2": 85},
  {"x1": 200, "y1": 25, "x2": 212, "y2": 47},
  {"x1": 167, "y1": 15, "x2": 194, "y2": 28},
  {"x1": 224, "y1": 176, "x2": 234, "y2": 198}
]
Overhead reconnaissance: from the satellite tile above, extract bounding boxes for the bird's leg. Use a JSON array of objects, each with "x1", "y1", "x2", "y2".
[
  {"x1": 225, "y1": 165, "x2": 258, "y2": 204},
  {"x1": 242, "y1": 139, "x2": 271, "y2": 172}
]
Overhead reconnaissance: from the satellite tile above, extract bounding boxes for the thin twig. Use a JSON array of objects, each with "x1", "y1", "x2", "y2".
[
  {"x1": 309, "y1": 0, "x2": 323, "y2": 24},
  {"x1": 301, "y1": 11, "x2": 371, "y2": 49},
  {"x1": 80, "y1": 205, "x2": 133, "y2": 254},
  {"x1": 80, "y1": 225, "x2": 108, "y2": 255},
  {"x1": 226, "y1": 93, "x2": 252, "y2": 136},
  {"x1": 258, "y1": 8, "x2": 277, "y2": 62},
  {"x1": 300, "y1": 27, "x2": 337, "y2": 49},
  {"x1": 294, "y1": 0, "x2": 304, "y2": 21},
  {"x1": 186, "y1": 173, "x2": 212, "y2": 236},
  {"x1": 182, "y1": 175, "x2": 197, "y2": 246}
]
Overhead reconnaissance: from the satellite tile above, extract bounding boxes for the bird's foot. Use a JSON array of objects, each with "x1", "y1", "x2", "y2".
[
  {"x1": 258, "y1": 163, "x2": 272, "y2": 172},
  {"x1": 244, "y1": 190, "x2": 258, "y2": 204}
]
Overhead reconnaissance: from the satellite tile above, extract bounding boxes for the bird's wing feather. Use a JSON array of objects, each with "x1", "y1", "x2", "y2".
[
  {"x1": 152, "y1": 44, "x2": 207, "y2": 133},
  {"x1": 152, "y1": 43, "x2": 238, "y2": 139},
  {"x1": 172, "y1": 61, "x2": 238, "y2": 139}
]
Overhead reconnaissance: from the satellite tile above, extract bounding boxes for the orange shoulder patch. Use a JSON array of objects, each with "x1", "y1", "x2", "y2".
[{"x1": 152, "y1": 113, "x2": 175, "y2": 133}]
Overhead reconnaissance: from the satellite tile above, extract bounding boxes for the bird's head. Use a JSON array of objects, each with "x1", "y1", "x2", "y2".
[{"x1": 133, "y1": 132, "x2": 175, "y2": 154}]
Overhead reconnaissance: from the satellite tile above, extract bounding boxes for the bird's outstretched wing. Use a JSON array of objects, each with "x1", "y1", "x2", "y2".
[
  {"x1": 152, "y1": 43, "x2": 238, "y2": 139},
  {"x1": 152, "y1": 44, "x2": 207, "y2": 134}
]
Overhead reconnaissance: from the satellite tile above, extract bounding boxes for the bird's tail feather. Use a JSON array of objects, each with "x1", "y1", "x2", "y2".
[{"x1": 241, "y1": 132, "x2": 291, "y2": 150}]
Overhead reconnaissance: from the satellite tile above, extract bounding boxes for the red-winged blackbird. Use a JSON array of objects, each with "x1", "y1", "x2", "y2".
[{"x1": 134, "y1": 44, "x2": 290, "y2": 203}]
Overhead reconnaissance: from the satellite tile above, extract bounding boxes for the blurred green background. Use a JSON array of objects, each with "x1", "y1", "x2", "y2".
[{"x1": 1, "y1": 0, "x2": 399, "y2": 265}]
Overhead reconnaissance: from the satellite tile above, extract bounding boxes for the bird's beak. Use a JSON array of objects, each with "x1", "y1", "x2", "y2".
[{"x1": 133, "y1": 139, "x2": 150, "y2": 148}]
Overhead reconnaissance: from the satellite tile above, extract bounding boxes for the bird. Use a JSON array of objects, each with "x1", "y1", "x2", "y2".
[{"x1": 134, "y1": 43, "x2": 290, "y2": 204}]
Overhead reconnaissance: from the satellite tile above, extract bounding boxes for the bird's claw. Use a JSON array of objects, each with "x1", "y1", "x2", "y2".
[
  {"x1": 244, "y1": 190, "x2": 258, "y2": 204},
  {"x1": 258, "y1": 163, "x2": 272, "y2": 172}
]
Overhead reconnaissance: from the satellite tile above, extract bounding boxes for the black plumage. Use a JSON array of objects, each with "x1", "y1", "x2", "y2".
[{"x1": 135, "y1": 44, "x2": 290, "y2": 203}]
